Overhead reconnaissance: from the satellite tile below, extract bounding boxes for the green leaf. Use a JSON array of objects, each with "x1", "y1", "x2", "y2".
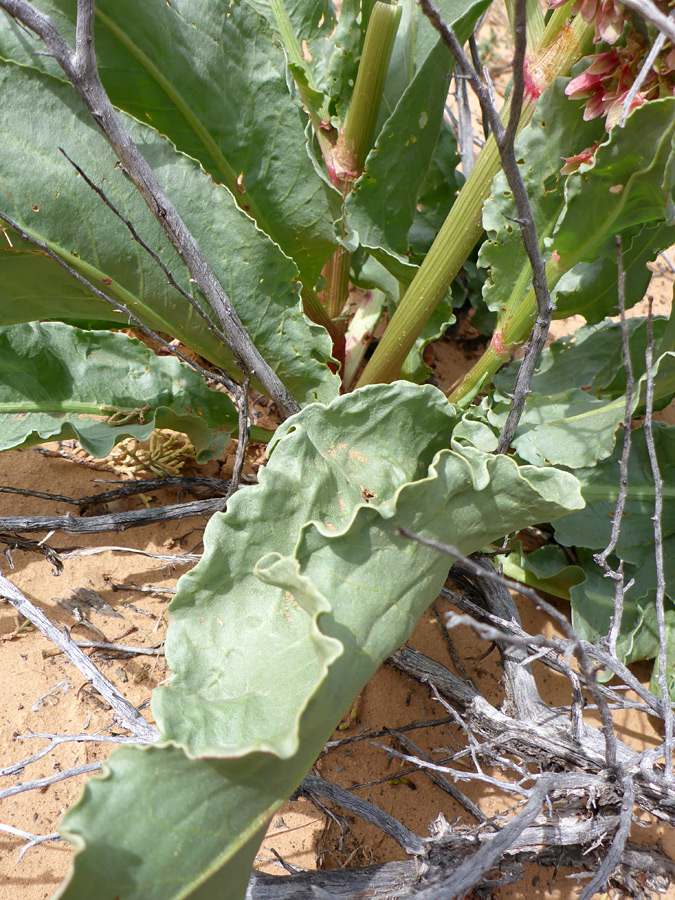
[
  {"x1": 57, "y1": 746, "x2": 270, "y2": 900},
  {"x1": 0, "y1": 322, "x2": 237, "y2": 460},
  {"x1": 490, "y1": 333, "x2": 675, "y2": 469},
  {"x1": 58, "y1": 383, "x2": 584, "y2": 898},
  {"x1": 494, "y1": 317, "x2": 669, "y2": 400},
  {"x1": 553, "y1": 97, "x2": 675, "y2": 269},
  {"x1": 408, "y1": 122, "x2": 464, "y2": 262},
  {"x1": 478, "y1": 78, "x2": 603, "y2": 316},
  {"x1": 0, "y1": 0, "x2": 338, "y2": 282},
  {"x1": 488, "y1": 387, "x2": 628, "y2": 469},
  {"x1": 553, "y1": 222, "x2": 675, "y2": 323},
  {"x1": 553, "y1": 422, "x2": 675, "y2": 580},
  {"x1": 344, "y1": 0, "x2": 490, "y2": 261},
  {"x1": 498, "y1": 540, "x2": 585, "y2": 601},
  {"x1": 0, "y1": 61, "x2": 339, "y2": 405}
]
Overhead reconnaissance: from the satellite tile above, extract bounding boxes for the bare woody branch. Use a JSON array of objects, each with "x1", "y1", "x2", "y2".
[
  {"x1": 0, "y1": 573, "x2": 158, "y2": 742},
  {"x1": 643, "y1": 301, "x2": 673, "y2": 779},
  {"x1": 0, "y1": 0, "x2": 300, "y2": 418}
]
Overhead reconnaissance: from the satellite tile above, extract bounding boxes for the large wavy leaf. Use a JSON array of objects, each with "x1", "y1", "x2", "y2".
[
  {"x1": 0, "y1": 61, "x2": 338, "y2": 405},
  {"x1": 0, "y1": 0, "x2": 337, "y2": 282},
  {"x1": 0, "y1": 322, "x2": 238, "y2": 460},
  {"x1": 58, "y1": 383, "x2": 584, "y2": 899}
]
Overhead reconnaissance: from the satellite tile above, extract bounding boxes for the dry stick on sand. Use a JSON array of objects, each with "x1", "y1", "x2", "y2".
[
  {"x1": 0, "y1": 0, "x2": 300, "y2": 419},
  {"x1": 0, "y1": 573, "x2": 158, "y2": 743}
]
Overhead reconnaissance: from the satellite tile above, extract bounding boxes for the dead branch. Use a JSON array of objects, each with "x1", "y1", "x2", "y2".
[
  {"x1": 0, "y1": 573, "x2": 158, "y2": 742},
  {"x1": 619, "y1": 0, "x2": 675, "y2": 42},
  {"x1": 643, "y1": 300, "x2": 673, "y2": 779},
  {"x1": 0, "y1": 496, "x2": 229, "y2": 534},
  {"x1": 0, "y1": 474, "x2": 230, "y2": 506},
  {"x1": 0, "y1": 762, "x2": 102, "y2": 802},
  {"x1": 296, "y1": 775, "x2": 426, "y2": 857},
  {"x1": 595, "y1": 236, "x2": 634, "y2": 657}
]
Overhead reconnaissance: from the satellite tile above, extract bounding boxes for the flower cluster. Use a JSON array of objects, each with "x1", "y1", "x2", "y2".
[
  {"x1": 549, "y1": 0, "x2": 675, "y2": 131},
  {"x1": 549, "y1": 0, "x2": 627, "y2": 45}
]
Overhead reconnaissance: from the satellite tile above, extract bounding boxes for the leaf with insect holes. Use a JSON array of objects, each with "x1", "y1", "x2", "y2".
[{"x1": 58, "y1": 382, "x2": 584, "y2": 900}]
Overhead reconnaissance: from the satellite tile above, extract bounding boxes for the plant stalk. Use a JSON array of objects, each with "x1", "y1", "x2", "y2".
[
  {"x1": 356, "y1": 9, "x2": 593, "y2": 388},
  {"x1": 320, "y1": 1, "x2": 401, "y2": 365}
]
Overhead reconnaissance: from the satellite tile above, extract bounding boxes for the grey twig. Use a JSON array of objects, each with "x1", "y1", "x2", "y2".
[
  {"x1": 0, "y1": 0, "x2": 300, "y2": 417},
  {"x1": 0, "y1": 496, "x2": 230, "y2": 534},
  {"x1": 70, "y1": 639, "x2": 163, "y2": 657},
  {"x1": 58, "y1": 147, "x2": 232, "y2": 352},
  {"x1": 619, "y1": 0, "x2": 675, "y2": 42},
  {"x1": 297, "y1": 775, "x2": 426, "y2": 856},
  {"x1": 0, "y1": 762, "x2": 102, "y2": 801},
  {"x1": 416, "y1": 777, "x2": 558, "y2": 900},
  {"x1": 0, "y1": 475, "x2": 230, "y2": 506},
  {"x1": 387, "y1": 730, "x2": 488, "y2": 823},
  {"x1": 0, "y1": 823, "x2": 63, "y2": 862},
  {"x1": 0, "y1": 573, "x2": 158, "y2": 742},
  {"x1": 0, "y1": 210, "x2": 237, "y2": 396},
  {"x1": 61, "y1": 545, "x2": 200, "y2": 564},
  {"x1": 595, "y1": 237, "x2": 634, "y2": 657},
  {"x1": 0, "y1": 532, "x2": 64, "y2": 574},
  {"x1": 398, "y1": 529, "x2": 621, "y2": 769},
  {"x1": 225, "y1": 374, "x2": 252, "y2": 505},
  {"x1": 643, "y1": 300, "x2": 673, "y2": 780},
  {"x1": 577, "y1": 774, "x2": 634, "y2": 900},
  {"x1": 620, "y1": 25, "x2": 669, "y2": 127},
  {"x1": 454, "y1": 72, "x2": 475, "y2": 176},
  {"x1": 2, "y1": 730, "x2": 146, "y2": 777},
  {"x1": 418, "y1": 0, "x2": 553, "y2": 451}
]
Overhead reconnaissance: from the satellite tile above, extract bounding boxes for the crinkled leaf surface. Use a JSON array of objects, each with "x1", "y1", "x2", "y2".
[
  {"x1": 0, "y1": 61, "x2": 338, "y2": 405},
  {"x1": 0, "y1": 0, "x2": 337, "y2": 282},
  {"x1": 0, "y1": 322, "x2": 236, "y2": 459},
  {"x1": 58, "y1": 383, "x2": 584, "y2": 899}
]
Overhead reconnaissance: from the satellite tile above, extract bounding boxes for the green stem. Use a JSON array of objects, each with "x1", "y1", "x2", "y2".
[
  {"x1": 356, "y1": 11, "x2": 594, "y2": 389},
  {"x1": 320, "y1": 1, "x2": 401, "y2": 363},
  {"x1": 323, "y1": 246, "x2": 352, "y2": 320},
  {"x1": 300, "y1": 285, "x2": 343, "y2": 341},
  {"x1": 336, "y1": 1, "x2": 403, "y2": 178}
]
